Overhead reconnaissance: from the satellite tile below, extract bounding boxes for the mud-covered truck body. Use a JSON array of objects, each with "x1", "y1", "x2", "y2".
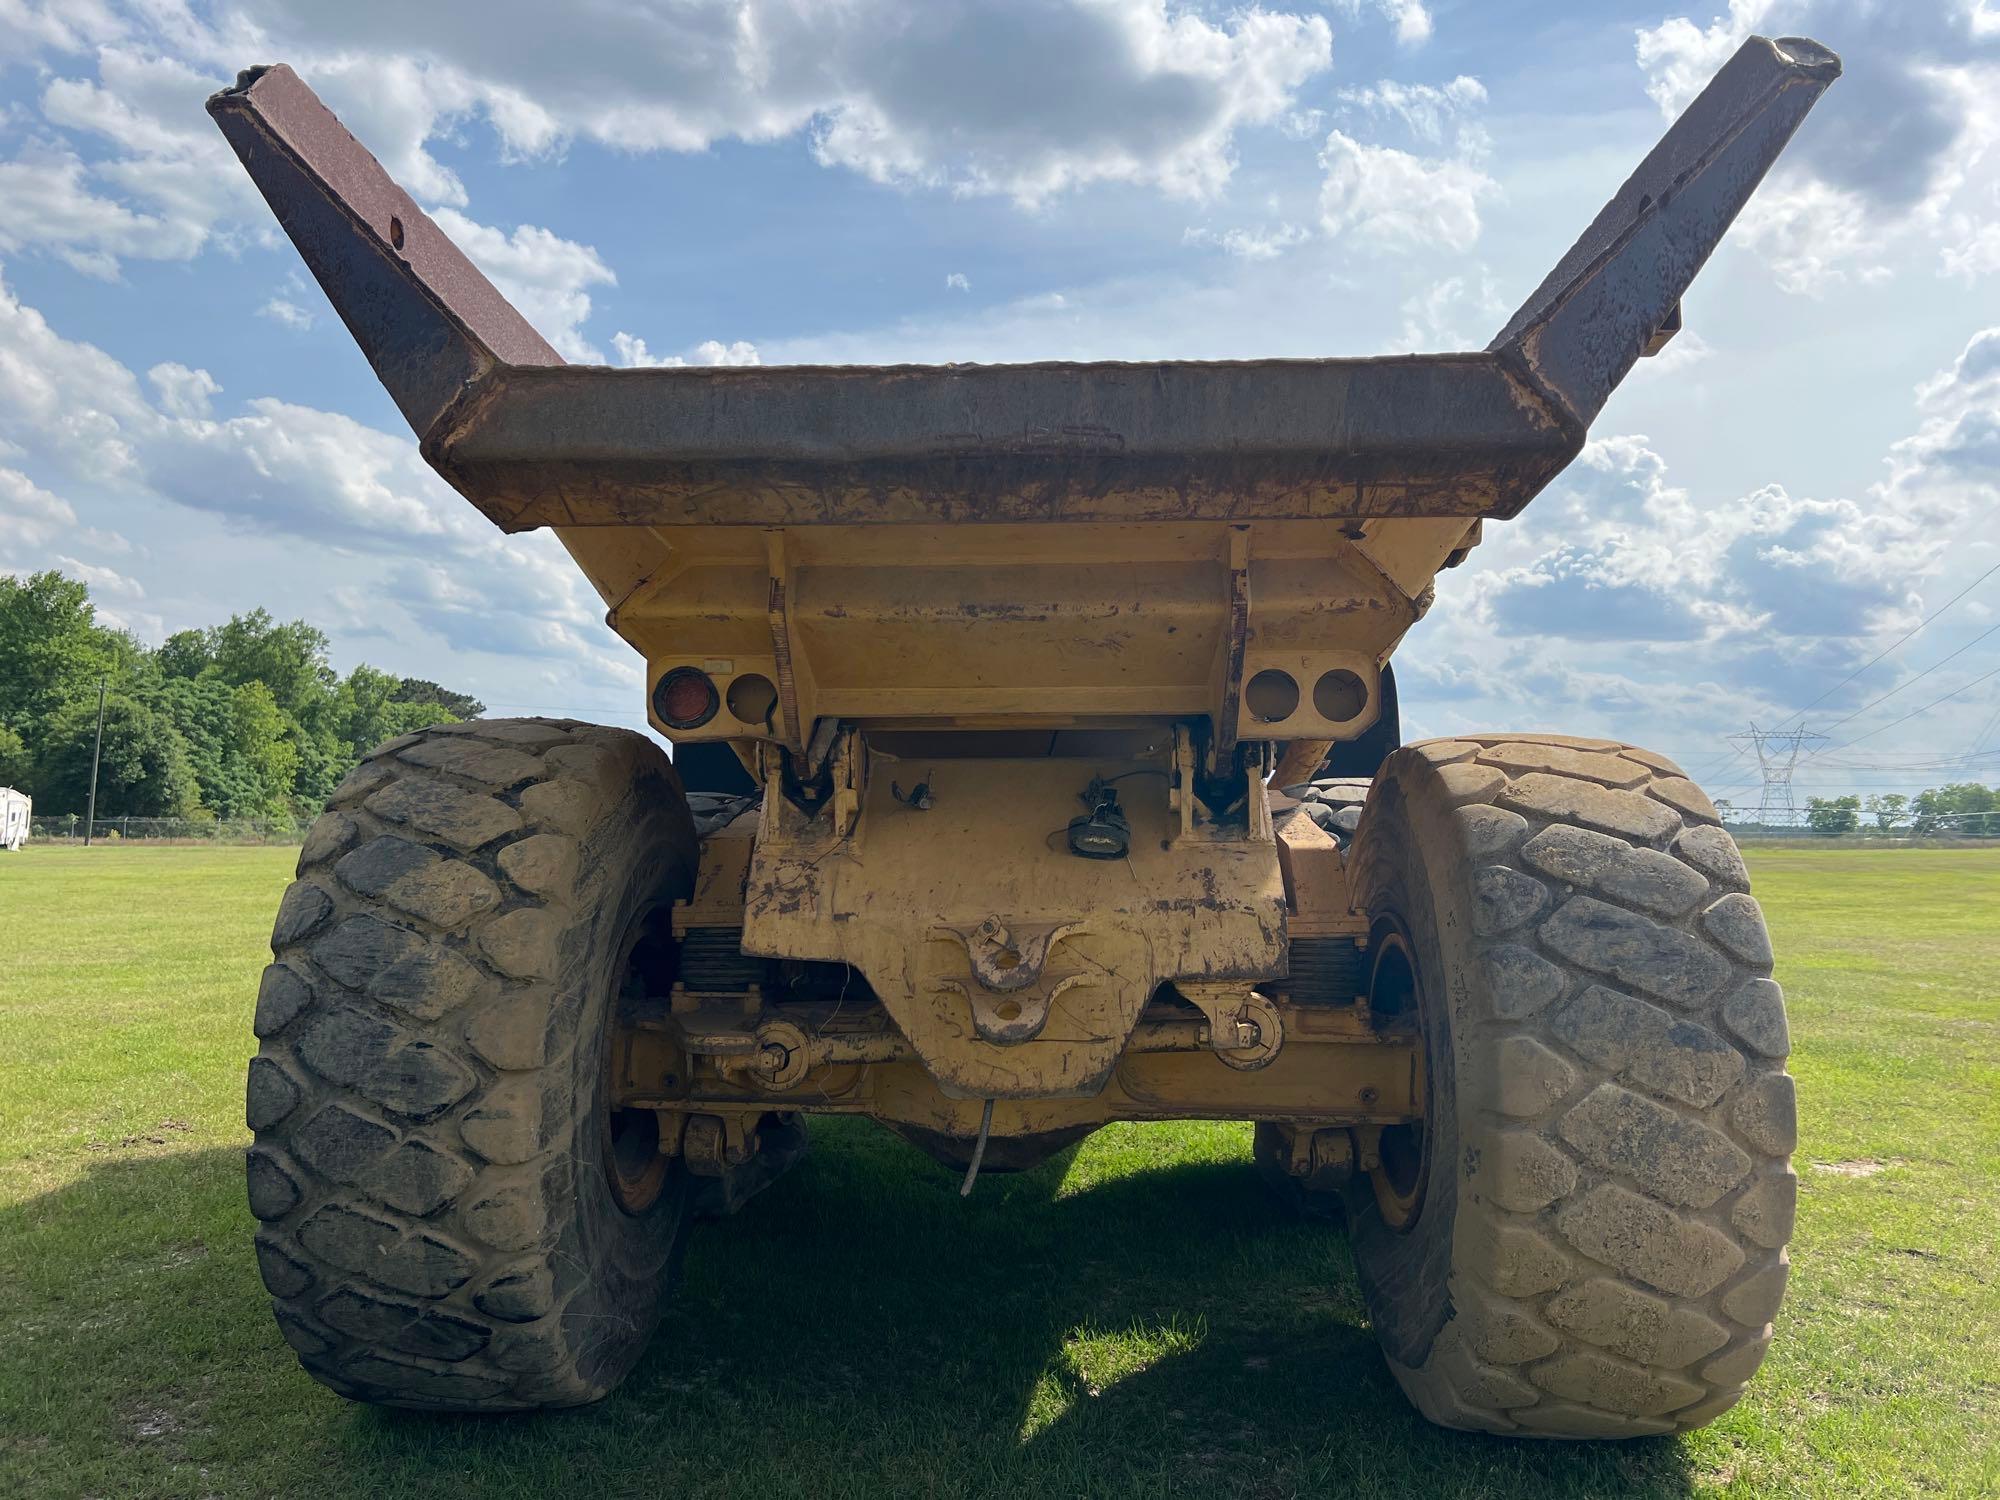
[{"x1": 215, "y1": 37, "x2": 1835, "y2": 1434}]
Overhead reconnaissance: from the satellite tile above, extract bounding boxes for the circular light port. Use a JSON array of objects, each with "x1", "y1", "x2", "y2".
[
  {"x1": 654, "y1": 666, "x2": 719, "y2": 730},
  {"x1": 724, "y1": 673, "x2": 778, "y2": 726},
  {"x1": 1313, "y1": 668, "x2": 1368, "y2": 723},
  {"x1": 1245, "y1": 669, "x2": 1300, "y2": 724}
]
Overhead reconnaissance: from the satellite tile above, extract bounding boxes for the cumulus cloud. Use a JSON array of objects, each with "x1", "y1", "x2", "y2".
[
  {"x1": 1316, "y1": 68, "x2": 1493, "y2": 252},
  {"x1": 1636, "y1": 1, "x2": 2000, "y2": 292},
  {"x1": 146, "y1": 362, "x2": 219, "y2": 420},
  {"x1": 258, "y1": 295, "x2": 314, "y2": 331},
  {"x1": 945, "y1": 272, "x2": 971, "y2": 291},
  {"x1": 0, "y1": 265, "x2": 628, "y2": 678},
  {"x1": 1337, "y1": 75, "x2": 1484, "y2": 143},
  {"x1": 1413, "y1": 327, "x2": 1998, "y2": 753},
  {"x1": 1333, "y1": 0, "x2": 1433, "y2": 48},
  {"x1": 0, "y1": 465, "x2": 79, "y2": 552},
  {"x1": 1390, "y1": 271, "x2": 1503, "y2": 352},
  {"x1": 1318, "y1": 133, "x2": 1493, "y2": 252},
  {"x1": 6, "y1": 1, "x2": 1331, "y2": 213},
  {"x1": 52, "y1": 553, "x2": 144, "y2": 598},
  {"x1": 610, "y1": 332, "x2": 760, "y2": 368},
  {"x1": 1181, "y1": 222, "x2": 1311, "y2": 260},
  {"x1": 0, "y1": 140, "x2": 207, "y2": 277},
  {"x1": 430, "y1": 209, "x2": 615, "y2": 362},
  {"x1": 1472, "y1": 437, "x2": 1915, "y2": 647}
]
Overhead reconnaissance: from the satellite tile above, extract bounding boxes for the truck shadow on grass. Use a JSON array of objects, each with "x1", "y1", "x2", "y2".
[{"x1": 4, "y1": 1122, "x2": 1700, "y2": 1499}]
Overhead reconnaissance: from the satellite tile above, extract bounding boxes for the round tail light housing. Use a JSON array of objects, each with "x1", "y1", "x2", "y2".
[{"x1": 653, "y1": 666, "x2": 720, "y2": 730}]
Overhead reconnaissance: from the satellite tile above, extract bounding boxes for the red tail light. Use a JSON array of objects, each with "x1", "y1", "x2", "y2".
[{"x1": 653, "y1": 667, "x2": 719, "y2": 730}]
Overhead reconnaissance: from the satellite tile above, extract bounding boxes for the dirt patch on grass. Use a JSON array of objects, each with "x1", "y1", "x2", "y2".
[
  {"x1": 1813, "y1": 1159, "x2": 1889, "y2": 1177},
  {"x1": 86, "y1": 1119, "x2": 194, "y2": 1152}
]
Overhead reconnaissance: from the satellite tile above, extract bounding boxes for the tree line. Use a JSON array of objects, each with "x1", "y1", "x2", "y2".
[
  {"x1": 0, "y1": 571, "x2": 482, "y2": 822},
  {"x1": 1801, "y1": 786, "x2": 1999, "y2": 836}
]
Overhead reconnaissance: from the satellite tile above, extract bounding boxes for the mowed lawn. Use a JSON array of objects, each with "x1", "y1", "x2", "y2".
[{"x1": 1, "y1": 845, "x2": 1995, "y2": 1500}]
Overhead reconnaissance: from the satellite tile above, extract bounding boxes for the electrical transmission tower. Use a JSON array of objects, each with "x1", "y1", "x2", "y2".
[{"x1": 1729, "y1": 725, "x2": 1828, "y2": 828}]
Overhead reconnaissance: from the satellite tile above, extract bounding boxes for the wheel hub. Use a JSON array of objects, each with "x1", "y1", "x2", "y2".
[
  {"x1": 1363, "y1": 922, "x2": 1430, "y2": 1231},
  {"x1": 601, "y1": 905, "x2": 677, "y2": 1215}
]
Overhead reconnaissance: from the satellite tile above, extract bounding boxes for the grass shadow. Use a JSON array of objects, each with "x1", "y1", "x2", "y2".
[{"x1": 1, "y1": 1121, "x2": 1697, "y2": 1499}]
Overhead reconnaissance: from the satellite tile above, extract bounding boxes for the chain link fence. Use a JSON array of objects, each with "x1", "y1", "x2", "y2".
[{"x1": 29, "y1": 814, "x2": 304, "y2": 845}]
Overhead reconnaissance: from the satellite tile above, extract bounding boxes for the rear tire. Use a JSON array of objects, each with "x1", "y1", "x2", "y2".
[
  {"x1": 245, "y1": 718, "x2": 699, "y2": 1410},
  {"x1": 1344, "y1": 735, "x2": 1795, "y2": 1438}
]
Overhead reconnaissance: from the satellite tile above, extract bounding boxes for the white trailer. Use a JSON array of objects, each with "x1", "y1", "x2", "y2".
[{"x1": 0, "y1": 788, "x2": 29, "y2": 851}]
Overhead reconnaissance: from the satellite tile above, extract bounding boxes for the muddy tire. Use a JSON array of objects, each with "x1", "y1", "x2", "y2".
[
  {"x1": 244, "y1": 718, "x2": 700, "y2": 1410},
  {"x1": 1344, "y1": 735, "x2": 1794, "y2": 1438}
]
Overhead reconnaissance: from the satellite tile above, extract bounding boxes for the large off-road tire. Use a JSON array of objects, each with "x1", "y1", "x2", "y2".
[
  {"x1": 1344, "y1": 736, "x2": 1795, "y2": 1438},
  {"x1": 244, "y1": 718, "x2": 700, "y2": 1410}
]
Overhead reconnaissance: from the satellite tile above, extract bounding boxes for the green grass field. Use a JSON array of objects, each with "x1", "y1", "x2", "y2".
[{"x1": 2, "y1": 845, "x2": 1996, "y2": 1499}]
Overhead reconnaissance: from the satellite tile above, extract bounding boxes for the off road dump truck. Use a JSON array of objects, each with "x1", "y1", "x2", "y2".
[{"x1": 213, "y1": 35, "x2": 1836, "y2": 1436}]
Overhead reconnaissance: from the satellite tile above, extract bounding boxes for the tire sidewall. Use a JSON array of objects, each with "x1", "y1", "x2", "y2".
[
  {"x1": 1345, "y1": 765, "x2": 1465, "y2": 1369},
  {"x1": 551, "y1": 758, "x2": 698, "y2": 1398}
]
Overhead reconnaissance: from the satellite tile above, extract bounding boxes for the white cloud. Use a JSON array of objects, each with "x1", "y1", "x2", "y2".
[
  {"x1": 1278, "y1": 109, "x2": 1323, "y2": 141},
  {"x1": 1334, "y1": 0, "x2": 1433, "y2": 48},
  {"x1": 1313, "y1": 69, "x2": 1494, "y2": 253},
  {"x1": 430, "y1": 208, "x2": 615, "y2": 362},
  {"x1": 1636, "y1": 2, "x2": 2000, "y2": 293},
  {"x1": 0, "y1": 264, "x2": 626, "y2": 680},
  {"x1": 146, "y1": 362, "x2": 219, "y2": 420},
  {"x1": 1413, "y1": 327, "x2": 1998, "y2": 759},
  {"x1": 0, "y1": 465, "x2": 131, "y2": 576},
  {"x1": 0, "y1": 465, "x2": 78, "y2": 546},
  {"x1": 1181, "y1": 221, "x2": 1311, "y2": 260},
  {"x1": 946, "y1": 272, "x2": 971, "y2": 291},
  {"x1": 1317, "y1": 132, "x2": 1494, "y2": 252},
  {"x1": 611, "y1": 332, "x2": 760, "y2": 368},
  {"x1": 53, "y1": 552, "x2": 144, "y2": 598},
  {"x1": 0, "y1": 0, "x2": 124, "y2": 60},
  {"x1": 40, "y1": 46, "x2": 260, "y2": 245},
  {"x1": 0, "y1": 1, "x2": 1341, "y2": 307},
  {"x1": 0, "y1": 141, "x2": 207, "y2": 277},
  {"x1": 1337, "y1": 75, "x2": 1484, "y2": 144},
  {"x1": 149, "y1": 1, "x2": 1334, "y2": 208},
  {"x1": 258, "y1": 295, "x2": 314, "y2": 331},
  {"x1": 1391, "y1": 271, "x2": 1503, "y2": 352}
]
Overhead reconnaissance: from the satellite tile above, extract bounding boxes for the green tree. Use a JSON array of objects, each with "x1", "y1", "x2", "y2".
[
  {"x1": 0, "y1": 571, "x2": 124, "y2": 736},
  {"x1": 1805, "y1": 795, "x2": 1860, "y2": 835},
  {"x1": 148, "y1": 674, "x2": 241, "y2": 813},
  {"x1": 34, "y1": 696, "x2": 199, "y2": 817},
  {"x1": 208, "y1": 609, "x2": 336, "y2": 721},
  {"x1": 156, "y1": 629, "x2": 214, "y2": 679},
  {"x1": 4, "y1": 572, "x2": 485, "y2": 816},
  {"x1": 331, "y1": 665, "x2": 463, "y2": 760},
  {"x1": 393, "y1": 677, "x2": 484, "y2": 720},
  {"x1": 0, "y1": 725, "x2": 30, "y2": 788},
  {"x1": 230, "y1": 681, "x2": 301, "y2": 816},
  {"x1": 1911, "y1": 783, "x2": 1998, "y2": 836},
  {"x1": 1864, "y1": 793, "x2": 1910, "y2": 832}
]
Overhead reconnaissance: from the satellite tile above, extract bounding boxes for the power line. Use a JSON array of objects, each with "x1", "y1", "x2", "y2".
[
  {"x1": 1681, "y1": 558, "x2": 2000, "y2": 786},
  {"x1": 1812, "y1": 619, "x2": 2000, "y2": 734},
  {"x1": 1771, "y1": 558, "x2": 2000, "y2": 731},
  {"x1": 1819, "y1": 664, "x2": 2000, "y2": 754},
  {"x1": 1972, "y1": 697, "x2": 2000, "y2": 756}
]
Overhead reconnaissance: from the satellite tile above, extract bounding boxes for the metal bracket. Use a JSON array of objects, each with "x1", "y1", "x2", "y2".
[
  {"x1": 763, "y1": 531, "x2": 807, "y2": 754},
  {"x1": 683, "y1": 1113, "x2": 760, "y2": 1176},
  {"x1": 933, "y1": 918, "x2": 1088, "y2": 1044},
  {"x1": 1212, "y1": 526, "x2": 1251, "y2": 764},
  {"x1": 1175, "y1": 981, "x2": 1284, "y2": 1070}
]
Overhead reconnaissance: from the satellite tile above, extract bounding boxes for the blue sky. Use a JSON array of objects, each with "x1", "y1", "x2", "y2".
[{"x1": 2, "y1": 0, "x2": 1996, "y2": 810}]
